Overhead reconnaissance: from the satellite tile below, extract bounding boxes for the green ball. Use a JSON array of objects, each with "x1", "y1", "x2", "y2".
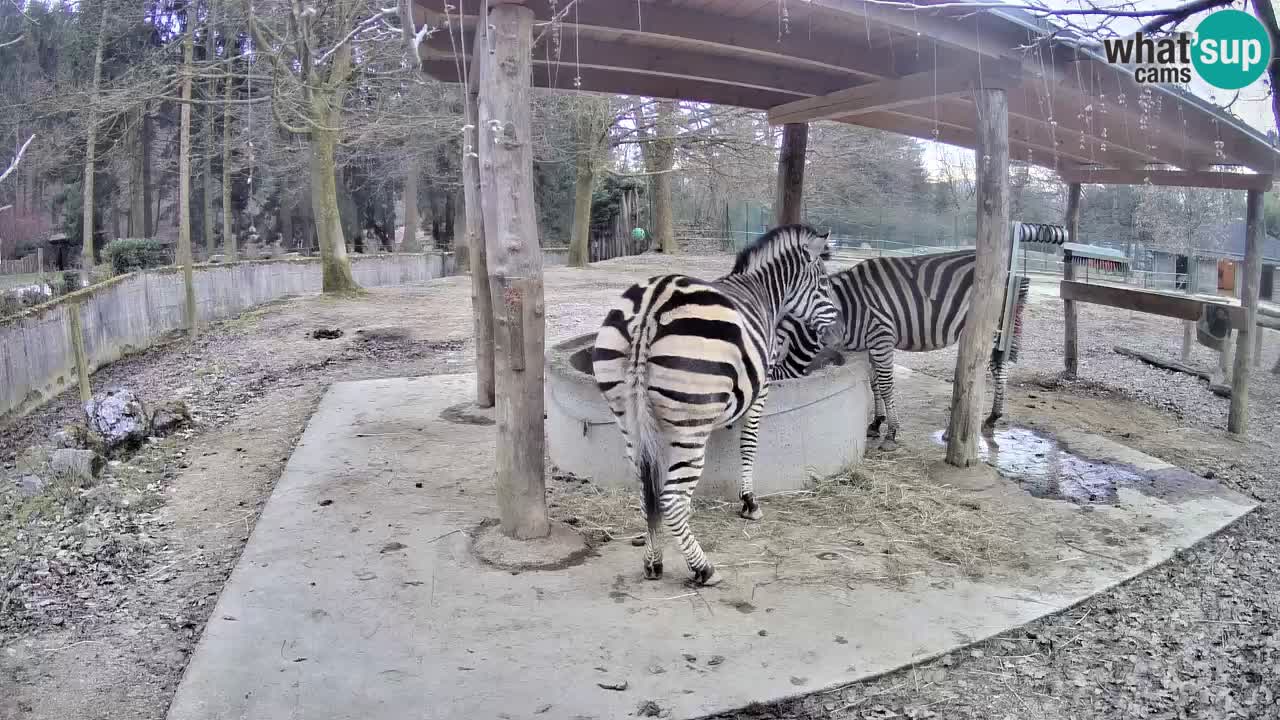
[{"x1": 631, "y1": 228, "x2": 646, "y2": 241}]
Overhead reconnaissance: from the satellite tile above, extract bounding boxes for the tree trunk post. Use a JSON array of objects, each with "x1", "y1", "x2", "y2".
[
  {"x1": 222, "y1": 24, "x2": 236, "y2": 260},
  {"x1": 310, "y1": 122, "x2": 360, "y2": 293},
  {"x1": 1228, "y1": 189, "x2": 1265, "y2": 434},
  {"x1": 403, "y1": 157, "x2": 420, "y2": 252},
  {"x1": 1062, "y1": 182, "x2": 1081, "y2": 378},
  {"x1": 464, "y1": 27, "x2": 495, "y2": 408},
  {"x1": 178, "y1": 21, "x2": 199, "y2": 337},
  {"x1": 142, "y1": 108, "x2": 154, "y2": 238},
  {"x1": 774, "y1": 122, "x2": 808, "y2": 225},
  {"x1": 1254, "y1": 327, "x2": 1263, "y2": 368},
  {"x1": 80, "y1": 6, "x2": 108, "y2": 287},
  {"x1": 67, "y1": 303, "x2": 91, "y2": 404},
  {"x1": 653, "y1": 101, "x2": 678, "y2": 253},
  {"x1": 946, "y1": 88, "x2": 1010, "y2": 467},
  {"x1": 478, "y1": 2, "x2": 549, "y2": 540}
]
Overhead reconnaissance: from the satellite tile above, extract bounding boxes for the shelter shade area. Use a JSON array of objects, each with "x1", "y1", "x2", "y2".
[{"x1": 410, "y1": 0, "x2": 1280, "y2": 513}]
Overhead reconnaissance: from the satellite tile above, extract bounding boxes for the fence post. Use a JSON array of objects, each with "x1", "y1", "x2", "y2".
[{"x1": 67, "y1": 302, "x2": 92, "y2": 404}]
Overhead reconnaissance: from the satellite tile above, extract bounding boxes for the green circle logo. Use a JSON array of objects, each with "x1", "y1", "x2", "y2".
[{"x1": 1192, "y1": 9, "x2": 1272, "y2": 90}]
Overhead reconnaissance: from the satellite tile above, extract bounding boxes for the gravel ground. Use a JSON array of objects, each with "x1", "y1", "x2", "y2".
[{"x1": 3, "y1": 257, "x2": 1278, "y2": 720}]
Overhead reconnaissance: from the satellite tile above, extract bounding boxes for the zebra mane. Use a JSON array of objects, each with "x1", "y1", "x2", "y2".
[{"x1": 729, "y1": 223, "x2": 829, "y2": 275}]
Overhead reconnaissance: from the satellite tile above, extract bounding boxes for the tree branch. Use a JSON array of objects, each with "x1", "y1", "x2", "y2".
[
  {"x1": 0, "y1": 133, "x2": 35, "y2": 185},
  {"x1": 1138, "y1": 0, "x2": 1232, "y2": 33},
  {"x1": 1251, "y1": 0, "x2": 1280, "y2": 134}
]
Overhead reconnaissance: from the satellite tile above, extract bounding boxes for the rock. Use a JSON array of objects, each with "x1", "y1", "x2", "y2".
[
  {"x1": 84, "y1": 485, "x2": 125, "y2": 508},
  {"x1": 50, "y1": 449, "x2": 106, "y2": 486},
  {"x1": 52, "y1": 422, "x2": 107, "y2": 455},
  {"x1": 150, "y1": 400, "x2": 192, "y2": 436},
  {"x1": 84, "y1": 388, "x2": 150, "y2": 456},
  {"x1": 15, "y1": 474, "x2": 46, "y2": 497}
]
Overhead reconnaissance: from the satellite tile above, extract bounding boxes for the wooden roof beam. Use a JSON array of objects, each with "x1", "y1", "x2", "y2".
[
  {"x1": 418, "y1": 58, "x2": 801, "y2": 109},
  {"x1": 417, "y1": 1, "x2": 903, "y2": 83},
  {"x1": 1058, "y1": 168, "x2": 1275, "y2": 191},
  {"x1": 807, "y1": 0, "x2": 1030, "y2": 63},
  {"x1": 767, "y1": 60, "x2": 1020, "y2": 126},
  {"x1": 421, "y1": 34, "x2": 859, "y2": 100},
  {"x1": 848, "y1": 109, "x2": 1097, "y2": 169}
]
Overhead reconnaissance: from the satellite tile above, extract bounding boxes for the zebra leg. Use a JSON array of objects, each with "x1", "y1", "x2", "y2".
[
  {"x1": 661, "y1": 437, "x2": 720, "y2": 586},
  {"x1": 643, "y1": 519, "x2": 664, "y2": 580},
  {"x1": 866, "y1": 390, "x2": 885, "y2": 439},
  {"x1": 738, "y1": 388, "x2": 769, "y2": 521},
  {"x1": 869, "y1": 344, "x2": 900, "y2": 451},
  {"x1": 984, "y1": 356, "x2": 1007, "y2": 433}
]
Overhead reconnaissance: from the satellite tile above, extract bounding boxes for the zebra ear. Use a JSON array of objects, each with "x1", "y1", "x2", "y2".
[{"x1": 803, "y1": 229, "x2": 832, "y2": 259}]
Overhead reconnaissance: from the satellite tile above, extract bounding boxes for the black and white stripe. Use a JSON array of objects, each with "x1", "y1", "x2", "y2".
[
  {"x1": 770, "y1": 251, "x2": 1031, "y2": 449},
  {"x1": 591, "y1": 224, "x2": 839, "y2": 586}
]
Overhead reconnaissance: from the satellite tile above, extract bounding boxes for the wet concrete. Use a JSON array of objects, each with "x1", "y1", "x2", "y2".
[{"x1": 934, "y1": 426, "x2": 1231, "y2": 506}]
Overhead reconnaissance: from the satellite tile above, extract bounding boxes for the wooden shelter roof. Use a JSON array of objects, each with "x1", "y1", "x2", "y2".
[{"x1": 414, "y1": 0, "x2": 1279, "y2": 183}]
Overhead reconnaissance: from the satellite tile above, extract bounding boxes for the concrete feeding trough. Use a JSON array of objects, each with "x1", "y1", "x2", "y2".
[{"x1": 545, "y1": 332, "x2": 873, "y2": 500}]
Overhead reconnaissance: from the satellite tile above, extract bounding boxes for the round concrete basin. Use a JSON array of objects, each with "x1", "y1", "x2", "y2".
[{"x1": 545, "y1": 332, "x2": 872, "y2": 501}]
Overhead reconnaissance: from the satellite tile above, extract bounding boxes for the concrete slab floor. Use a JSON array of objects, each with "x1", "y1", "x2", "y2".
[{"x1": 166, "y1": 374, "x2": 1257, "y2": 720}]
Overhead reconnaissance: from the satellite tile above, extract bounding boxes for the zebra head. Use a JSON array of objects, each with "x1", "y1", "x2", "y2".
[{"x1": 776, "y1": 226, "x2": 840, "y2": 342}]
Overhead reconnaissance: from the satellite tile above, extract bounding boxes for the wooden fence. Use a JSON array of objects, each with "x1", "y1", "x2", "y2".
[
  {"x1": 588, "y1": 184, "x2": 648, "y2": 263},
  {"x1": 0, "y1": 253, "x2": 40, "y2": 276}
]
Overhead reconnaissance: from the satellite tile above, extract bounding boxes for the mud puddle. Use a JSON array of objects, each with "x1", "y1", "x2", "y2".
[{"x1": 933, "y1": 427, "x2": 1142, "y2": 504}]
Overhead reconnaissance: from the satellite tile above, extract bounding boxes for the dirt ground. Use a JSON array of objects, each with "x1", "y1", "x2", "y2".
[{"x1": 2, "y1": 254, "x2": 1279, "y2": 720}]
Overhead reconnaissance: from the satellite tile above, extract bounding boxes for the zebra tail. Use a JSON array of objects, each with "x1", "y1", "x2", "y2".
[{"x1": 625, "y1": 335, "x2": 665, "y2": 535}]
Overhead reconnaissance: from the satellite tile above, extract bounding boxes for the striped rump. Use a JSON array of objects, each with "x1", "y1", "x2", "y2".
[{"x1": 591, "y1": 224, "x2": 839, "y2": 586}]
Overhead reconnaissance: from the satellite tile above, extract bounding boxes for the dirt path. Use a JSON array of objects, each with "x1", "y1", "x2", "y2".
[{"x1": 3, "y1": 253, "x2": 1278, "y2": 720}]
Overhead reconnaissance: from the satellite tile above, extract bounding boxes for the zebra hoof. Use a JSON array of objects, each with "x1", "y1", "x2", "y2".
[
  {"x1": 692, "y1": 567, "x2": 723, "y2": 587},
  {"x1": 644, "y1": 561, "x2": 663, "y2": 580},
  {"x1": 982, "y1": 415, "x2": 1001, "y2": 432},
  {"x1": 739, "y1": 495, "x2": 764, "y2": 521}
]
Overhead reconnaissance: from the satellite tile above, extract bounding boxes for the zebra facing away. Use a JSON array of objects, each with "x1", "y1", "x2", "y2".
[
  {"x1": 591, "y1": 224, "x2": 840, "y2": 586},
  {"x1": 770, "y1": 250, "x2": 1031, "y2": 450}
]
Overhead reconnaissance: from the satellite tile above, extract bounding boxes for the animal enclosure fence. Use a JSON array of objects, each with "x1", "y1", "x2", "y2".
[{"x1": 0, "y1": 253, "x2": 40, "y2": 276}]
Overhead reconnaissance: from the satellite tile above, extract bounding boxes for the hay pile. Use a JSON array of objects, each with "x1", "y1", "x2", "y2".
[{"x1": 550, "y1": 447, "x2": 1033, "y2": 588}]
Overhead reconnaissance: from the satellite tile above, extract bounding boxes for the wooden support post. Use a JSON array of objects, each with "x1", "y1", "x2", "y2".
[
  {"x1": 946, "y1": 88, "x2": 1010, "y2": 467},
  {"x1": 774, "y1": 123, "x2": 807, "y2": 225},
  {"x1": 464, "y1": 27, "x2": 495, "y2": 409},
  {"x1": 1254, "y1": 327, "x2": 1263, "y2": 368},
  {"x1": 67, "y1": 303, "x2": 91, "y2": 404},
  {"x1": 478, "y1": 2, "x2": 549, "y2": 540},
  {"x1": 1218, "y1": 330, "x2": 1234, "y2": 383},
  {"x1": 1228, "y1": 189, "x2": 1265, "y2": 434},
  {"x1": 1062, "y1": 183, "x2": 1081, "y2": 378}
]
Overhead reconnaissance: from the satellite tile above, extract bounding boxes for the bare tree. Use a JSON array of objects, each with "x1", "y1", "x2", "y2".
[
  {"x1": 245, "y1": 0, "x2": 400, "y2": 292},
  {"x1": 0, "y1": 134, "x2": 34, "y2": 185},
  {"x1": 79, "y1": 2, "x2": 109, "y2": 285},
  {"x1": 567, "y1": 96, "x2": 612, "y2": 267},
  {"x1": 178, "y1": 13, "x2": 198, "y2": 335}
]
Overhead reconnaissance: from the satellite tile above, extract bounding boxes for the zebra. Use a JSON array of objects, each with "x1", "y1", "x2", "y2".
[
  {"x1": 591, "y1": 224, "x2": 840, "y2": 586},
  {"x1": 769, "y1": 250, "x2": 1032, "y2": 450}
]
